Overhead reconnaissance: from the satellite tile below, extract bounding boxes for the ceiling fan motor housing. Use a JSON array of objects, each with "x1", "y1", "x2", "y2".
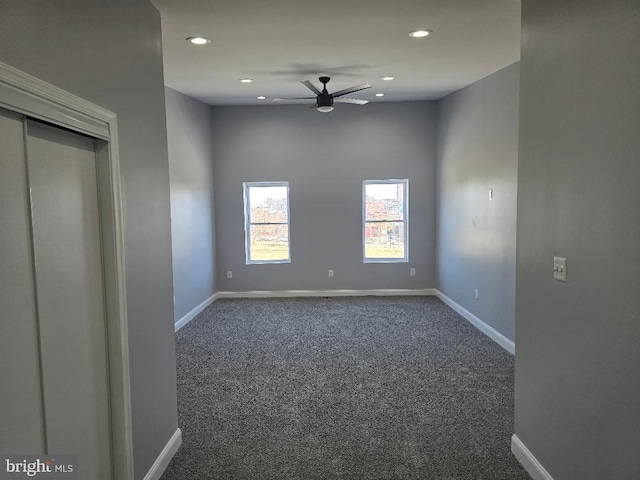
[
  {"x1": 317, "y1": 76, "x2": 333, "y2": 107},
  {"x1": 317, "y1": 93, "x2": 334, "y2": 108}
]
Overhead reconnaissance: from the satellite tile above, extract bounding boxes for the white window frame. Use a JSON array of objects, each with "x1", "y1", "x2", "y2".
[
  {"x1": 362, "y1": 179, "x2": 409, "y2": 263},
  {"x1": 243, "y1": 181, "x2": 291, "y2": 265}
]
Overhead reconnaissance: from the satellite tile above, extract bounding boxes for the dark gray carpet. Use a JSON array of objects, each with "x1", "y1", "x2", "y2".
[{"x1": 161, "y1": 296, "x2": 530, "y2": 480}]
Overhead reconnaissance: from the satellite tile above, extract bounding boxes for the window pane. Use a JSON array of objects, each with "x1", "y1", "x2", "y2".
[
  {"x1": 249, "y1": 186, "x2": 288, "y2": 223},
  {"x1": 365, "y1": 183, "x2": 405, "y2": 221},
  {"x1": 249, "y1": 224, "x2": 289, "y2": 261},
  {"x1": 364, "y1": 221, "x2": 405, "y2": 258}
]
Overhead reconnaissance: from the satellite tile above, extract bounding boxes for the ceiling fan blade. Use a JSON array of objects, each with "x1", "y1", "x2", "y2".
[
  {"x1": 335, "y1": 97, "x2": 369, "y2": 105},
  {"x1": 301, "y1": 80, "x2": 322, "y2": 95},
  {"x1": 331, "y1": 83, "x2": 372, "y2": 97},
  {"x1": 273, "y1": 97, "x2": 316, "y2": 101}
]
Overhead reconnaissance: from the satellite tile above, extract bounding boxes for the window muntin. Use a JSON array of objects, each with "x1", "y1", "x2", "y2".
[
  {"x1": 243, "y1": 182, "x2": 290, "y2": 264},
  {"x1": 363, "y1": 179, "x2": 408, "y2": 262}
]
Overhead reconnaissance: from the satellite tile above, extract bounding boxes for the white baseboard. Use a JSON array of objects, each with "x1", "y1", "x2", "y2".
[
  {"x1": 511, "y1": 434, "x2": 555, "y2": 480},
  {"x1": 175, "y1": 293, "x2": 218, "y2": 332},
  {"x1": 215, "y1": 289, "x2": 437, "y2": 299},
  {"x1": 433, "y1": 290, "x2": 515, "y2": 354},
  {"x1": 142, "y1": 428, "x2": 182, "y2": 480}
]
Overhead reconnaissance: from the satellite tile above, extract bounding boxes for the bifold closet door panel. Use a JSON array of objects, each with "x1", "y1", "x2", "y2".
[
  {"x1": 0, "y1": 109, "x2": 46, "y2": 453},
  {"x1": 26, "y1": 120, "x2": 113, "y2": 479}
]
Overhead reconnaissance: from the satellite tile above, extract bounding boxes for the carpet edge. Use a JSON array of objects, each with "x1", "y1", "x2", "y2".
[
  {"x1": 143, "y1": 428, "x2": 182, "y2": 480},
  {"x1": 511, "y1": 434, "x2": 555, "y2": 480},
  {"x1": 215, "y1": 288, "x2": 437, "y2": 299},
  {"x1": 175, "y1": 293, "x2": 218, "y2": 332},
  {"x1": 433, "y1": 290, "x2": 515, "y2": 354}
]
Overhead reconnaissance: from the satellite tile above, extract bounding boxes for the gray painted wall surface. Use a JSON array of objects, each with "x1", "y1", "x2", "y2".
[
  {"x1": 0, "y1": 2, "x2": 178, "y2": 478},
  {"x1": 516, "y1": 1, "x2": 640, "y2": 479},
  {"x1": 437, "y1": 63, "x2": 520, "y2": 342},
  {"x1": 165, "y1": 87, "x2": 216, "y2": 323},
  {"x1": 211, "y1": 102, "x2": 437, "y2": 291}
]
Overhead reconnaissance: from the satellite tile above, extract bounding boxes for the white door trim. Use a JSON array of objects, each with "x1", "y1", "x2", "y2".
[{"x1": 0, "y1": 61, "x2": 133, "y2": 480}]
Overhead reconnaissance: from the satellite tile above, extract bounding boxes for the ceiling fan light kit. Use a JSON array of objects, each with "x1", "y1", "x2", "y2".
[
  {"x1": 186, "y1": 36, "x2": 211, "y2": 45},
  {"x1": 409, "y1": 29, "x2": 432, "y2": 38},
  {"x1": 274, "y1": 76, "x2": 372, "y2": 113}
]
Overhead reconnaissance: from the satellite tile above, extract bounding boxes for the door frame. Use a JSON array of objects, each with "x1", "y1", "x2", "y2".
[{"x1": 0, "y1": 61, "x2": 134, "y2": 480}]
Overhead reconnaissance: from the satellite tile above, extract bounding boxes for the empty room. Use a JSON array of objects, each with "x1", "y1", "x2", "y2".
[{"x1": 0, "y1": 1, "x2": 638, "y2": 480}]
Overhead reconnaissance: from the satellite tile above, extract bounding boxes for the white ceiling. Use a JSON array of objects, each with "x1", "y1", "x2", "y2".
[{"x1": 153, "y1": 0, "x2": 521, "y2": 106}]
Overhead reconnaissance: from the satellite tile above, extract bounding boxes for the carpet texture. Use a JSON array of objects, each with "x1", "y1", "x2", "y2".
[{"x1": 161, "y1": 296, "x2": 530, "y2": 480}]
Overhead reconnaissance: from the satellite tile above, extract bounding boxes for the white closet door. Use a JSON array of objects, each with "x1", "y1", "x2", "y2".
[
  {"x1": 0, "y1": 109, "x2": 46, "y2": 453},
  {"x1": 26, "y1": 119, "x2": 113, "y2": 479}
]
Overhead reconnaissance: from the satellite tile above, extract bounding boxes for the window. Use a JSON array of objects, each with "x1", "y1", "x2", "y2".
[
  {"x1": 243, "y1": 182, "x2": 290, "y2": 264},
  {"x1": 363, "y1": 179, "x2": 408, "y2": 262}
]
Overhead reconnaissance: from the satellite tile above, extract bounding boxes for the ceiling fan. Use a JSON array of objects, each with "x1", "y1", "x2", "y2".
[{"x1": 274, "y1": 76, "x2": 372, "y2": 113}]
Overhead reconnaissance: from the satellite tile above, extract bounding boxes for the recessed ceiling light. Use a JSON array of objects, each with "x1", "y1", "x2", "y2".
[
  {"x1": 382, "y1": 76, "x2": 395, "y2": 81},
  {"x1": 409, "y1": 30, "x2": 432, "y2": 38},
  {"x1": 376, "y1": 93, "x2": 385, "y2": 97},
  {"x1": 186, "y1": 37, "x2": 211, "y2": 45},
  {"x1": 257, "y1": 96, "x2": 266, "y2": 100},
  {"x1": 240, "y1": 78, "x2": 253, "y2": 83}
]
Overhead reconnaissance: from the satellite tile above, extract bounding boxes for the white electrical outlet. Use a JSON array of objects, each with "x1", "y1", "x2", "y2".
[
  {"x1": 553, "y1": 257, "x2": 567, "y2": 282},
  {"x1": 489, "y1": 189, "x2": 494, "y2": 200},
  {"x1": 226, "y1": 271, "x2": 233, "y2": 279},
  {"x1": 328, "y1": 269, "x2": 334, "y2": 277},
  {"x1": 474, "y1": 289, "x2": 479, "y2": 300},
  {"x1": 410, "y1": 268, "x2": 416, "y2": 276}
]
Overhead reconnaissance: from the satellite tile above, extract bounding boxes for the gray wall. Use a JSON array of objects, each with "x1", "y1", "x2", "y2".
[
  {"x1": 0, "y1": 2, "x2": 178, "y2": 478},
  {"x1": 436, "y1": 63, "x2": 520, "y2": 342},
  {"x1": 516, "y1": 1, "x2": 640, "y2": 478},
  {"x1": 211, "y1": 102, "x2": 437, "y2": 291},
  {"x1": 165, "y1": 87, "x2": 216, "y2": 323}
]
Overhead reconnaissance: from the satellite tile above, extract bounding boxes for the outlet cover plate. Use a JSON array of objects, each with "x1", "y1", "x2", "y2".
[{"x1": 553, "y1": 257, "x2": 567, "y2": 282}]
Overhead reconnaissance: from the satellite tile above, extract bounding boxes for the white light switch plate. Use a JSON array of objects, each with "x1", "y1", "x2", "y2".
[{"x1": 553, "y1": 257, "x2": 567, "y2": 282}]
